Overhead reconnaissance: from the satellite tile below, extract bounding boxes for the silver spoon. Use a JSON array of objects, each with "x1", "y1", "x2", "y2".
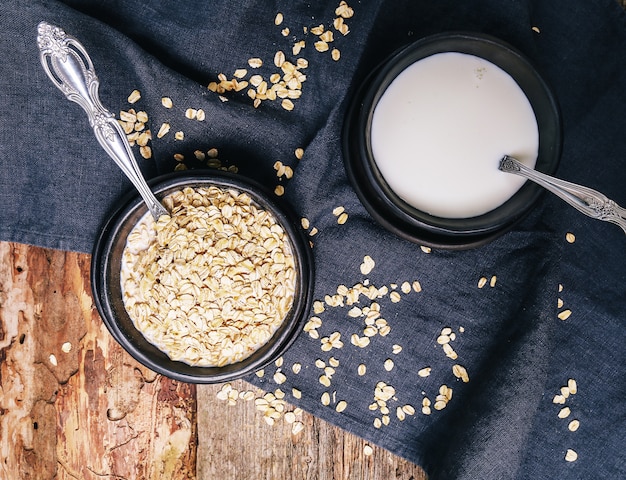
[
  {"x1": 499, "y1": 155, "x2": 626, "y2": 234},
  {"x1": 36, "y1": 22, "x2": 169, "y2": 221}
]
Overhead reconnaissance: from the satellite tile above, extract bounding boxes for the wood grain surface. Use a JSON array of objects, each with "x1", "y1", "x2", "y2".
[
  {"x1": 0, "y1": 243, "x2": 196, "y2": 480},
  {"x1": 0, "y1": 241, "x2": 427, "y2": 480}
]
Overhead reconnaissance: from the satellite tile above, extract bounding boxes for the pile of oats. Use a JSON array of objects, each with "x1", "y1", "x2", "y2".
[{"x1": 121, "y1": 186, "x2": 297, "y2": 367}]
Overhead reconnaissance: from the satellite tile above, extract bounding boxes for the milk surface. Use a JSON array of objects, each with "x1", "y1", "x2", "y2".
[{"x1": 371, "y1": 52, "x2": 539, "y2": 218}]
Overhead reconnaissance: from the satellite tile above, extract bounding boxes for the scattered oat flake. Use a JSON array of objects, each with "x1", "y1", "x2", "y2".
[
  {"x1": 295, "y1": 147, "x2": 304, "y2": 159},
  {"x1": 443, "y1": 343, "x2": 458, "y2": 360},
  {"x1": 337, "y1": 212, "x2": 348, "y2": 224},
  {"x1": 558, "y1": 407, "x2": 571, "y2": 419},
  {"x1": 558, "y1": 309, "x2": 572, "y2": 321},
  {"x1": 275, "y1": 12, "x2": 284, "y2": 25},
  {"x1": 174, "y1": 131, "x2": 184, "y2": 140},
  {"x1": 273, "y1": 371, "x2": 287, "y2": 385},
  {"x1": 565, "y1": 449, "x2": 578, "y2": 462},
  {"x1": 314, "y1": 40, "x2": 329, "y2": 52},
  {"x1": 156, "y1": 123, "x2": 170, "y2": 139},
  {"x1": 532, "y1": 26, "x2": 541, "y2": 33},
  {"x1": 293, "y1": 41, "x2": 305, "y2": 56},
  {"x1": 363, "y1": 445, "x2": 374, "y2": 456},
  {"x1": 490, "y1": 275, "x2": 497, "y2": 287},
  {"x1": 248, "y1": 57, "x2": 263, "y2": 68},
  {"x1": 331, "y1": 48, "x2": 341, "y2": 61},
  {"x1": 61, "y1": 342, "x2": 72, "y2": 353},
  {"x1": 420, "y1": 245, "x2": 431, "y2": 253},
  {"x1": 320, "y1": 30, "x2": 334, "y2": 43},
  {"x1": 139, "y1": 146, "x2": 152, "y2": 159},
  {"x1": 384, "y1": 358, "x2": 394, "y2": 371},
  {"x1": 565, "y1": 232, "x2": 576, "y2": 243},
  {"x1": 274, "y1": 185, "x2": 285, "y2": 196},
  {"x1": 49, "y1": 354, "x2": 58, "y2": 366},
  {"x1": 392, "y1": 344, "x2": 402, "y2": 354},
  {"x1": 120, "y1": 110, "x2": 136, "y2": 123},
  {"x1": 403, "y1": 405, "x2": 416, "y2": 416},
  {"x1": 311, "y1": 24, "x2": 324, "y2": 35},
  {"x1": 281, "y1": 99, "x2": 294, "y2": 111},
  {"x1": 568, "y1": 378, "x2": 578, "y2": 394},
  {"x1": 478, "y1": 276, "x2": 488, "y2": 288},
  {"x1": 360, "y1": 255, "x2": 375, "y2": 275},
  {"x1": 396, "y1": 406, "x2": 406, "y2": 421},
  {"x1": 568, "y1": 419, "x2": 580, "y2": 432},
  {"x1": 292, "y1": 421, "x2": 305, "y2": 435},
  {"x1": 418, "y1": 367, "x2": 431, "y2": 377},
  {"x1": 452, "y1": 364, "x2": 470, "y2": 383},
  {"x1": 336, "y1": 0, "x2": 354, "y2": 18},
  {"x1": 336, "y1": 400, "x2": 347, "y2": 413},
  {"x1": 313, "y1": 301, "x2": 325, "y2": 314},
  {"x1": 128, "y1": 89, "x2": 141, "y2": 104},
  {"x1": 284, "y1": 411, "x2": 296, "y2": 424},
  {"x1": 274, "y1": 50, "x2": 286, "y2": 68}
]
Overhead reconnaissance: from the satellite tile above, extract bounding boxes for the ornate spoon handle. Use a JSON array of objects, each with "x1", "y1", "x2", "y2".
[
  {"x1": 36, "y1": 22, "x2": 168, "y2": 220},
  {"x1": 499, "y1": 155, "x2": 626, "y2": 234}
]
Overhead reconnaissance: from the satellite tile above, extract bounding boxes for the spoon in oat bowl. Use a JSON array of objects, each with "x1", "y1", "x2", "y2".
[{"x1": 37, "y1": 21, "x2": 169, "y2": 221}]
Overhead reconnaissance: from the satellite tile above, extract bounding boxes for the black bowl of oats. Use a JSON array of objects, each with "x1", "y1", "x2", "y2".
[{"x1": 91, "y1": 170, "x2": 314, "y2": 383}]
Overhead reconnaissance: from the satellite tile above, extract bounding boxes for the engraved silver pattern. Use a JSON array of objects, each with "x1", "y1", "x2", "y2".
[
  {"x1": 499, "y1": 155, "x2": 626, "y2": 234},
  {"x1": 37, "y1": 22, "x2": 168, "y2": 220}
]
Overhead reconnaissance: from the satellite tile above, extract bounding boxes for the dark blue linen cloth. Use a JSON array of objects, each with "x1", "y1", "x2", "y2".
[{"x1": 1, "y1": 1, "x2": 625, "y2": 478}]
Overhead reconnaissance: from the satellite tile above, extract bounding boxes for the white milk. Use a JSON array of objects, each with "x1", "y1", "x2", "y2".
[{"x1": 371, "y1": 52, "x2": 539, "y2": 218}]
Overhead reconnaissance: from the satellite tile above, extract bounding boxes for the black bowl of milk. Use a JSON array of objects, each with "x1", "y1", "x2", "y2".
[{"x1": 343, "y1": 32, "x2": 562, "y2": 249}]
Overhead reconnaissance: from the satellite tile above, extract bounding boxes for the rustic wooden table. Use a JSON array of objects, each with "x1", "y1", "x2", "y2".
[{"x1": 0, "y1": 241, "x2": 427, "y2": 479}]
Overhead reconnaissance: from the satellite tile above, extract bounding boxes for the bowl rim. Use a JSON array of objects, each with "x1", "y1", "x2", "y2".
[
  {"x1": 343, "y1": 31, "x2": 562, "y2": 249},
  {"x1": 91, "y1": 170, "x2": 314, "y2": 383}
]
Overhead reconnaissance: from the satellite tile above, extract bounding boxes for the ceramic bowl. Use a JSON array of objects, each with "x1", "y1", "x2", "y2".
[
  {"x1": 91, "y1": 170, "x2": 314, "y2": 383},
  {"x1": 343, "y1": 32, "x2": 562, "y2": 249}
]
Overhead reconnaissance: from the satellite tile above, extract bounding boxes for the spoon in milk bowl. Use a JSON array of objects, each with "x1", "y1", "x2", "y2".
[
  {"x1": 499, "y1": 155, "x2": 626, "y2": 233},
  {"x1": 37, "y1": 22, "x2": 169, "y2": 221}
]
